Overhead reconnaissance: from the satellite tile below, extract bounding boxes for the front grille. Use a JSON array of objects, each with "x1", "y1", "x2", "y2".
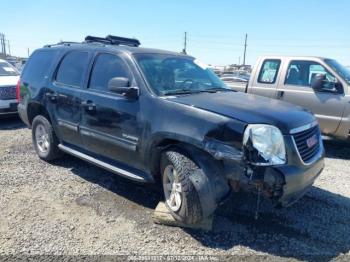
[
  {"x1": 0, "y1": 86, "x2": 16, "y2": 100},
  {"x1": 292, "y1": 124, "x2": 321, "y2": 163}
]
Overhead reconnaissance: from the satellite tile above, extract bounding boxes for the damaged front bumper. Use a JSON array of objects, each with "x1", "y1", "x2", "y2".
[
  {"x1": 275, "y1": 156, "x2": 324, "y2": 207},
  {"x1": 204, "y1": 133, "x2": 325, "y2": 208}
]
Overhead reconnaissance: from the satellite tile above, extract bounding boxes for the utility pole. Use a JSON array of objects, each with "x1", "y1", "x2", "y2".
[
  {"x1": 0, "y1": 33, "x2": 6, "y2": 57},
  {"x1": 238, "y1": 56, "x2": 241, "y2": 65},
  {"x1": 7, "y1": 40, "x2": 10, "y2": 56},
  {"x1": 27, "y1": 48, "x2": 30, "y2": 57},
  {"x1": 243, "y1": 33, "x2": 247, "y2": 66},
  {"x1": 182, "y1": 32, "x2": 187, "y2": 54}
]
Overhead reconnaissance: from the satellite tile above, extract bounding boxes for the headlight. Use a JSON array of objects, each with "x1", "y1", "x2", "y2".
[{"x1": 243, "y1": 124, "x2": 286, "y2": 165}]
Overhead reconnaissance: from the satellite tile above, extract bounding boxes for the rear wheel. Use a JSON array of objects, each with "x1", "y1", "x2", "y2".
[
  {"x1": 32, "y1": 115, "x2": 63, "y2": 161},
  {"x1": 161, "y1": 149, "x2": 203, "y2": 224}
]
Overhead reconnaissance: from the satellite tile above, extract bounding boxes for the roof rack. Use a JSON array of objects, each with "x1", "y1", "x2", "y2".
[
  {"x1": 106, "y1": 35, "x2": 140, "y2": 47},
  {"x1": 84, "y1": 35, "x2": 140, "y2": 47}
]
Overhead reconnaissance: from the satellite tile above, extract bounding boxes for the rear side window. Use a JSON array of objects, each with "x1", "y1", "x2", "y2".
[
  {"x1": 89, "y1": 53, "x2": 130, "y2": 92},
  {"x1": 56, "y1": 51, "x2": 89, "y2": 87},
  {"x1": 258, "y1": 59, "x2": 281, "y2": 84},
  {"x1": 22, "y1": 51, "x2": 58, "y2": 86}
]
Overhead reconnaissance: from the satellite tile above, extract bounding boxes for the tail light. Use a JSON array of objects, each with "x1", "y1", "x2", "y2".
[{"x1": 16, "y1": 79, "x2": 21, "y2": 102}]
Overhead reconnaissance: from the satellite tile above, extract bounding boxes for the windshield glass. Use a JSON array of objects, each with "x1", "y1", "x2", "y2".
[
  {"x1": 134, "y1": 54, "x2": 230, "y2": 95},
  {"x1": 0, "y1": 61, "x2": 19, "y2": 77},
  {"x1": 325, "y1": 59, "x2": 350, "y2": 85}
]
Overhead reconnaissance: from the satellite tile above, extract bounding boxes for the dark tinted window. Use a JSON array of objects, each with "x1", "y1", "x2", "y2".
[
  {"x1": 56, "y1": 51, "x2": 89, "y2": 87},
  {"x1": 89, "y1": 53, "x2": 130, "y2": 91},
  {"x1": 22, "y1": 51, "x2": 58, "y2": 86},
  {"x1": 258, "y1": 59, "x2": 281, "y2": 84}
]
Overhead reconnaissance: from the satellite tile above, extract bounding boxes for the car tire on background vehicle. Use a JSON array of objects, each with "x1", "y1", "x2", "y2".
[
  {"x1": 160, "y1": 149, "x2": 203, "y2": 224},
  {"x1": 32, "y1": 115, "x2": 63, "y2": 161}
]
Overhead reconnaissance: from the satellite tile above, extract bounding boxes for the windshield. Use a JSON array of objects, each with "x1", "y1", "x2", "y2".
[
  {"x1": 134, "y1": 54, "x2": 230, "y2": 95},
  {"x1": 0, "y1": 61, "x2": 19, "y2": 77},
  {"x1": 325, "y1": 59, "x2": 350, "y2": 85}
]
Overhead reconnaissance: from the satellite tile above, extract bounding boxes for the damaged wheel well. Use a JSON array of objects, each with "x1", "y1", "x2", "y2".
[{"x1": 149, "y1": 139, "x2": 211, "y2": 180}]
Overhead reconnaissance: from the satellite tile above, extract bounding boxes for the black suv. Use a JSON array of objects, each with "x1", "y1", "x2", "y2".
[{"x1": 18, "y1": 35, "x2": 325, "y2": 224}]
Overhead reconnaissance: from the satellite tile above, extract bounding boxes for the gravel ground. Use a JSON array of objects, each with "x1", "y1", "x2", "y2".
[{"x1": 0, "y1": 116, "x2": 350, "y2": 261}]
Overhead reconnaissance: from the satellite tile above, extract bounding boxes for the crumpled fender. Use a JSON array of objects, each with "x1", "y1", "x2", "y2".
[
  {"x1": 189, "y1": 170, "x2": 218, "y2": 218},
  {"x1": 182, "y1": 144, "x2": 231, "y2": 218}
]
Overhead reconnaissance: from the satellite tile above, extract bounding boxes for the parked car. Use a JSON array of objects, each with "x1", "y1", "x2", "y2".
[
  {"x1": 0, "y1": 59, "x2": 20, "y2": 117},
  {"x1": 230, "y1": 56, "x2": 350, "y2": 140},
  {"x1": 18, "y1": 36, "x2": 324, "y2": 224}
]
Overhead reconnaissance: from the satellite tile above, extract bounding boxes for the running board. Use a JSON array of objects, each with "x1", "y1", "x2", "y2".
[{"x1": 58, "y1": 144, "x2": 153, "y2": 183}]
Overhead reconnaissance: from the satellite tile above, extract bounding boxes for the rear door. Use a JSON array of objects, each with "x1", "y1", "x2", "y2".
[
  {"x1": 278, "y1": 59, "x2": 346, "y2": 134},
  {"x1": 46, "y1": 51, "x2": 91, "y2": 146},
  {"x1": 79, "y1": 52, "x2": 142, "y2": 169},
  {"x1": 247, "y1": 58, "x2": 281, "y2": 98}
]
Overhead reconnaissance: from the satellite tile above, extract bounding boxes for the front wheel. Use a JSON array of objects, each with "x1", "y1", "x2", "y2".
[
  {"x1": 32, "y1": 115, "x2": 63, "y2": 161},
  {"x1": 161, "y1": 150, "x2": 203, "y2": 224}
]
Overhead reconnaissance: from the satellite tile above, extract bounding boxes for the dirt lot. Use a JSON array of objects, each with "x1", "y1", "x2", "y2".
[{"x1": 1, "y1": 116, "x2": 350, "y2": 261}]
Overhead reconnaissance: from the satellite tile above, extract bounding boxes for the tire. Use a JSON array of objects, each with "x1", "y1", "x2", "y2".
[
  {"x1": 32, "y1": 115, "x2": 63, "y2": 161},
  {"x1": 160, "y1": 149, "x2": 203, "y2": 224}
]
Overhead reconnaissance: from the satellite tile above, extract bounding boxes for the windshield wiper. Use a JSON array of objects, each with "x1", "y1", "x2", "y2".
[
  {"x1": 162, "y1": 87, "x2": 234, "y2": 96},
  {"x1": 200, "y1": 87, "x2": 235, "y2": 93},
  {"x1": 162, "y1": 89, "x2": 202, "y2": 96}
]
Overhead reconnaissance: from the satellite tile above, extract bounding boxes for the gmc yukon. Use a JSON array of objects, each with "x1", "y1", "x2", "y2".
[{"x1": 18, "y1": 36, "x2": 324, "y2": 224}]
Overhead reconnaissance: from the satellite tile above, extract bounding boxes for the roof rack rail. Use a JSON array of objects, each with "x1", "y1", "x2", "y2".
[
  {"x1": 84, "y1": 35, "x2": 140, "y2": 47},
  {"x1": 44, "y1": 41, "x2": 80, "y2": 48}
]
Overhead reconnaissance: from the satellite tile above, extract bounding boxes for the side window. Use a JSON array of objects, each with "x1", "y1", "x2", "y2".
[
  {"x1": 56, "y1": 51, "x2": 89, "y2": 87},
  {"x1": 22, "y1": 51, "x2": 58, "y2": 86},
  {"x1": 285, "y1": 60, "x2": 336, "y2": 87},
  {"x1": 257, "y1": 59, "x2": 281, "y2": 84},
  {"x1": 89, "y1": 53, "x2": 130, "y2": 92}
]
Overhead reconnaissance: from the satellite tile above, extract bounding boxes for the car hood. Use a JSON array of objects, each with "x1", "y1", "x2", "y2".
[
  {"x1": 166, "y1": 91, "x2": 316, "y2": 134},
  {"x1": 0, "y1": 76, "x2": 19, "y2": 86}
]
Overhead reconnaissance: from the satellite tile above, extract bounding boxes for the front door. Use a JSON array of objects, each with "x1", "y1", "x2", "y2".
[
  {"x1": 279, "y1": 60, "x2": 346, "y2": 134},
  {"x1": 47, "y1": 51, "x2": 90, "y2": 146},
  {"x1": 79, "y1": 52, "x2": 142, "y2": 169}
]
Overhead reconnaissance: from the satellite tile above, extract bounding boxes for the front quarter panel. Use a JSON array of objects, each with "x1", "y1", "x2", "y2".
[{"x1": 141, "y1": 95, "x2": 247, "y2": 169}]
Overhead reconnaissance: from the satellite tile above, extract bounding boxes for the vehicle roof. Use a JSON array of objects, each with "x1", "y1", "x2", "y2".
[
  {"x1": 257, "y1": 55, "x2": 331, "y2": 61},
  {"x1": 39, "y1": 42, "x2": 192, "y2": 58}
]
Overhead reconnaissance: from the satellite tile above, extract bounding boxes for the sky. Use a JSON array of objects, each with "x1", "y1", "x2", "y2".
[{"x1": 1, "y1": 0, "x2": 349, "y2": 66}]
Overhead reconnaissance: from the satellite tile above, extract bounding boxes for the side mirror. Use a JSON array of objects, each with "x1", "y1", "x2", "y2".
[
  {"x1": 311, "y1": 74, "x2": 326, "y2": 91},
  {"x1": 108, "y1": 77, "x2": 139, "y2": 99},
  {"x1": 311, "y1": 74, "x2": 339, "y2": 93}
]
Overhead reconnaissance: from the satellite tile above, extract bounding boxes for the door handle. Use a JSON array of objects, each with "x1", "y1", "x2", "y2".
[
  {"x1": 277, "y1": 90, "x2": 284, "y2": 99},
  {"x1": 81, "y1": 101, "x2": 96, "y2": 111},
  {"x1": 46, "y1": 92, "x2": 58, "y2": 102}
]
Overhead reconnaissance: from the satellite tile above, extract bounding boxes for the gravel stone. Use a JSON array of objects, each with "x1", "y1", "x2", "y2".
[{"x1": 1, "y1": 117, "x2": 350, "y2": 261}]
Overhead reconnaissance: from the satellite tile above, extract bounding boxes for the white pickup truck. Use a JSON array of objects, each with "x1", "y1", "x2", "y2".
[
  {"x1": 223, "y1": 56, "x2": 350, "y2": 139},
  {"x1": 0, "y1": 59, "x2": 20, "y2": 117}
]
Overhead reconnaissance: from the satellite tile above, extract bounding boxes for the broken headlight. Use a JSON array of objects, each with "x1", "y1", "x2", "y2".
[{"x1": 243, "y1": 124, "x2": 286, "y2": 166}]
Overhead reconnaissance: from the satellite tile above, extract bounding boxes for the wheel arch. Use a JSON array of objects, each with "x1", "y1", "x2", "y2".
[
  {"x1": 27, "y1": 102, "x2": 51, "y2": 126},
  {"x1": 150, "y1": 136, "x2": 231, "y2": 219}
]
